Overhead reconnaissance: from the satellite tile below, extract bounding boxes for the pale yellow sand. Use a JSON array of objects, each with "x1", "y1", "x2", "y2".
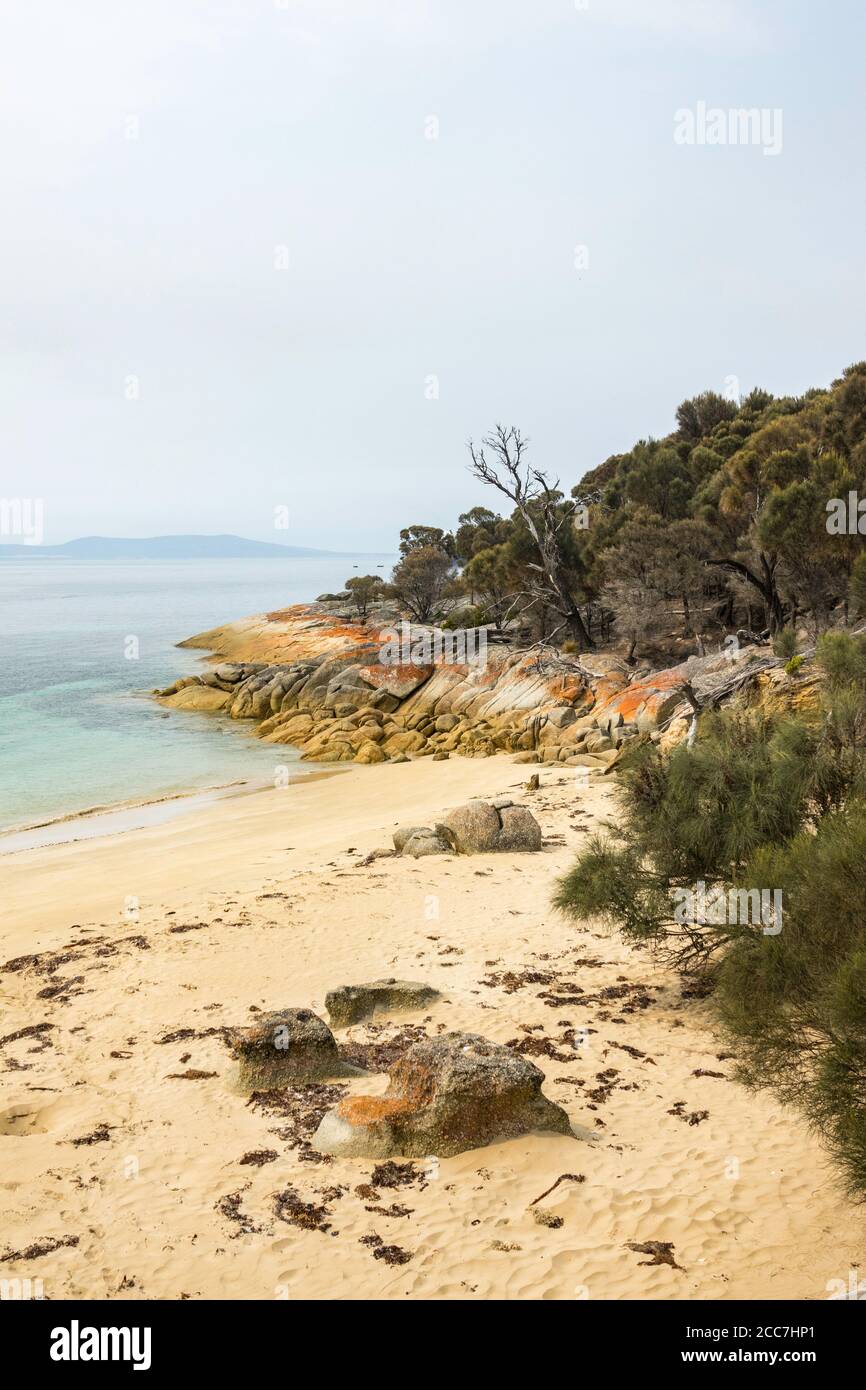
[{"x1": 1, "y1": 756, "x2": 863, "y2": 1301}]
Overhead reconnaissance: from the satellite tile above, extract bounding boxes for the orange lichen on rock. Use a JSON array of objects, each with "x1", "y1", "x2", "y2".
[
  {"x1": 359, "y1": 663, "x2": 432, "y2": 686},
  {"x1": 336, "y1": 1095, "x2": 415, "y2": 1125},
  {"x1": 608, "y1": 687, "x2": 648, "y2": 723},
  {"x1": 554, "y1": 676, "x2": 587, "y2": 704},
  {"x1": 591, "y1": 677, "x2": 629, "y2": 707},
  {"x1": 315, "y1": 1032, "x2": 573, "y2": 1160},
  {"x1": 165, "y1": 605, "x2": 796, "y2": 765},
  {"x1": 649, "y1": 665, "x2": 694, "y2": 690}
]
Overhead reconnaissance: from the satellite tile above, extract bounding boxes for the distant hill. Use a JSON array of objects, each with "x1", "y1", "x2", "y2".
[{"x1": 0, "y1": 534, "x2": 380, "y2": 560}]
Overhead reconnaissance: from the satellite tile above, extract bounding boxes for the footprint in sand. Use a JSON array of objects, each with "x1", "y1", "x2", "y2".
[{"x1": 0, "y1": 1095, "x2": 78, "y2": 1137}]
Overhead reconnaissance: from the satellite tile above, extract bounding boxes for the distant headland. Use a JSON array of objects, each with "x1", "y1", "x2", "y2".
[{"x1": 0, "y1": 534, "x2": 386, "y2": 560}]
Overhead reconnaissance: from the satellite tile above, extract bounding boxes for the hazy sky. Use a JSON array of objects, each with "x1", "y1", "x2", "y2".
[{"x1": 3, "y1": 0, "x2": 865, "y2": 549}]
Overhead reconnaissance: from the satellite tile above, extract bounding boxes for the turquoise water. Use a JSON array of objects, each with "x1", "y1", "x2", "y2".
[{"x1": 0, "y1": 557, "x2": 385, "y2": 833}]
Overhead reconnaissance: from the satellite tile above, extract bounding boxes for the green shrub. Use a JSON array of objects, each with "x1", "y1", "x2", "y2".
[
  {"x1": 441, "y1": 606, "x2": 485, "y2": 630},
  {"x1": 814, "y1": 633, "x2": 866, "y2": 802},
  {"x1": 816, "y1": 630, "x2": 866, "y2": 690},
  {"x1": 610, "y1": 712, "x2": 816, "y2": 876},
  {"x1": 784, "y1": 653, "x2": 805, "y2": 675},
  {"x1": 772, "y1": 627, "x2": 798, "y2": 660},
  {"x1": 849, "y1": 552, "x2": 866, "y2": 618},
  {"x1": 554, "y1": 712, "x2": 817, "y2": 972},
  {"x1": 716, "y1": 810, "x2": 866, "y2": 1195},
  {"x1": 554, "y1": 640, "x2": 866, "y2": 1193}
]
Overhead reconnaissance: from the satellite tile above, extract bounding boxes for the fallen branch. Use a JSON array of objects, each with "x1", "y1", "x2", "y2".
[{"x1": 528, "y1": 1172, "x2": 586, "y2": 1207}]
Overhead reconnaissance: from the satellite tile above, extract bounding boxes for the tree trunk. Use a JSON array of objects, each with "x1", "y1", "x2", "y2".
[
  {"x1": 540, "y1": 536, "x2": 595, "y2": 649},
  {"x1": 759, "y1": 553, "x2": 785, "y2": 634},
  {"x1": 564, "y1": 601, "x2": 594, "y2": 650},
  {"x1": 681, "y1": 590, "x2": 692, "y2": 636},
  {"x1": 707, "y1": 555, "x2": 784, "y2": 636},
  {"x1": 518, "y1": 503, "x2": 596, "y2": 651}
]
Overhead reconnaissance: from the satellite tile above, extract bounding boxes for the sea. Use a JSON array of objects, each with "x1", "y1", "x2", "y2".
[{"x1": 0, "y1": 556, "x2": 389, "y2": 847}]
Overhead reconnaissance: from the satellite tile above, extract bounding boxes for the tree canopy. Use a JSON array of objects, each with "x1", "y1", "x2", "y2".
[{"x1": 384, "y1": 365, "x2": 866, "y2": 653}]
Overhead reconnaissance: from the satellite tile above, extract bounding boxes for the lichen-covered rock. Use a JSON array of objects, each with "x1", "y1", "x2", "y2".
[
  {"x1": 226, "y1": 1008, "x2": 363, "y2": 1091},
  {"x1": 635, "y1": 690, "x2": 686, "y2": 733},
  {"x1": 358, "y1": 662, "x2": 433, "y2": 700},
  {"x1": 442, "y1": 800, "x2": 542, "y2": 854},
  {"x1": 313, "y1": 1032, "x2": 572, "y2": 1159},
  {"x1": 325, "y1": 978, "x2": 441, "y2": 1028},
  {"x1": 163, "y1": 605, "x2": 799, "y2": 774},
  {"x1": 753, "y1": 667, "x2": 822, "y2": 717},
  {"x1": 658, "y1": 715, "x2": 692, "y2": 754}
]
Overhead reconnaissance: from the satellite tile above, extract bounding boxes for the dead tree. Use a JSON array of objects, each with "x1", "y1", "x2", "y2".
[{"x1": 468, "y1": 425, "x2": 595, "y2": 651}]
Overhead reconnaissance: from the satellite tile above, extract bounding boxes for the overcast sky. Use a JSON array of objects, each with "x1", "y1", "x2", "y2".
[{"x1": 3, "y1": 0, "x2": 865, "y2": 549}]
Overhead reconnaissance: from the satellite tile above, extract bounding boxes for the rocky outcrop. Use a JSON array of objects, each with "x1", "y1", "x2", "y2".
[
  {"x1": 357, "y1": 661, "x2": 433, "y2": 700},
  {"x1": 442, "y1": 799, "x2": 542, "y2": 854},
  {"x1": 226, "y1": 1008, "x2": 363, "y2": 1091},
  {"x1": 325, "y1": 979, "x2": 440, "y2": 1028},
  {"x1": 313, "y1": 1032, "x2": 573, "y2": 1159},
  {"x1": 391, "y1": 801, "x2": 541, "y2": 856},
  {"x1": 156, "y1": 603, "x2": 793, "y2": 767},
  {"x1": 164, "y1": 684, "x2": 232, "y2": 712}
]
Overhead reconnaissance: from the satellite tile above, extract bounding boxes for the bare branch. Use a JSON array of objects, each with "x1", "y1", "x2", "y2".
[{"x1": 467, "y1": 424, "x2": 595, "y2": 651}]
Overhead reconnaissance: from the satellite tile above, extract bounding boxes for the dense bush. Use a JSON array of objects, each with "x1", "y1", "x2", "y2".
[
  {"x1": 554, "y1": 711, "x2": 817, "y2": 970},
  {"x1": 717, "y1": 811, "x2": 866, "y2": 1195},
  {"x1": 554, "y1": 632, "x2": 866, "y2": 1194},
  {"x1": 389, "y1": 366, "x2": 866, "y2": 655}
]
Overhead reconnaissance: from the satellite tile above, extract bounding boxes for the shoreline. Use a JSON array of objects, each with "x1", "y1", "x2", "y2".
[
  {"x1": 0, "y1": 765, "x2": 343, "y2": 857},
  {"x1": 1, "y1": 626, "x2": 324, "y2": 855}
]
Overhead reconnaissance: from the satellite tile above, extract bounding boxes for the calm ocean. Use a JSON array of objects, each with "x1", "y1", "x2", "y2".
[{"x1": 0, "y1": 556, "x2": 387, "y2": 837}]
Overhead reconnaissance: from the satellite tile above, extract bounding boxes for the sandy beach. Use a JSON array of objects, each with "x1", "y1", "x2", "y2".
[{"x1": 2, "y1": 755, "x2": 863, "y2": 1302}]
